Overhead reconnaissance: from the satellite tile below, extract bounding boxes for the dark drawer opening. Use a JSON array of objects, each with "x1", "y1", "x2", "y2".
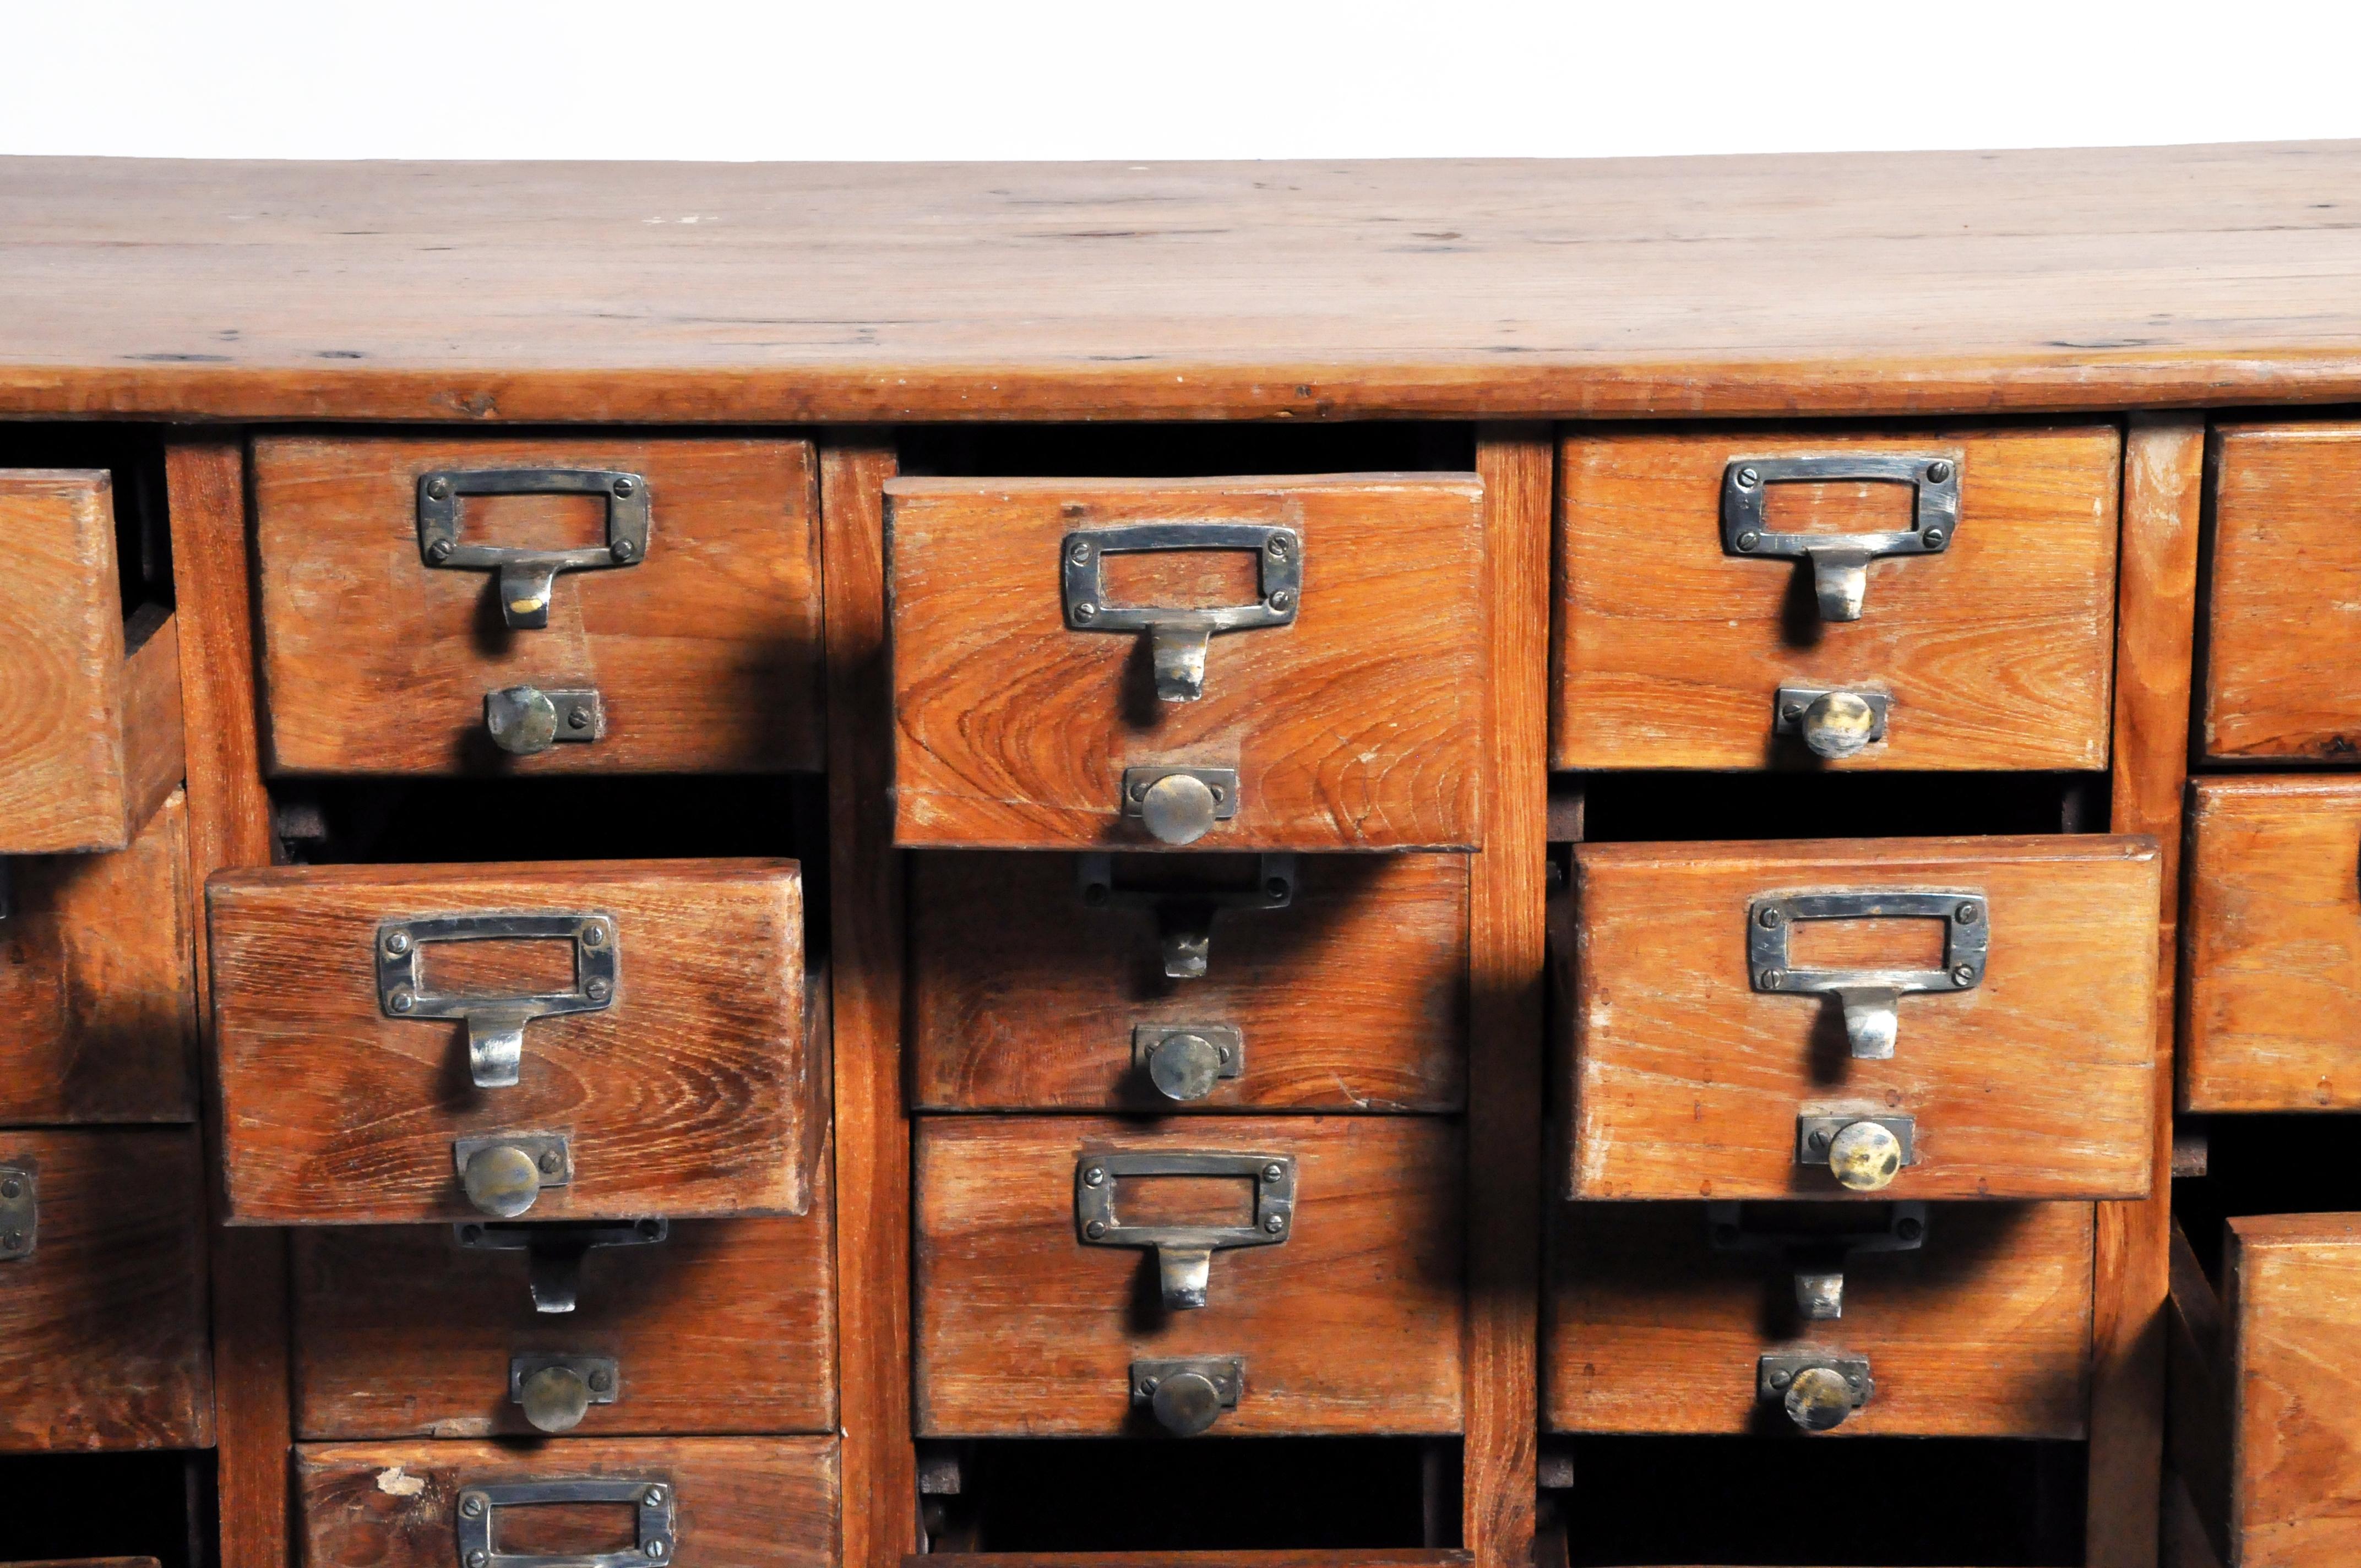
[
  {"x1": 896, "y1": 422, "x2": 1476, "y2": 479},
  {"x1": 0, "y1": 422, "x2": 173, "y2": 618},
  {"x1": 0, "y1": 1450, "x2": 214, "y2": 1568},
  {"x1": 1559, "y1": 771, "x2": 2106, "y2": 845},
  {"x1": 2170, "y1": 1113, "x2": 2361, "y2": 1287}
]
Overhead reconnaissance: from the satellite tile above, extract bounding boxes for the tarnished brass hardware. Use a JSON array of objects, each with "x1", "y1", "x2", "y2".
[
  {"x1": 1749, "y1": 891, "x2": 1987, "y2": 1060},
  {"x1": 1076, "y1": 1150, "x2": 1296, "y2": 1309},
  {"x1": 454, "y1": 1134, "x2": 573, "y2": 1218},
  {"x1": 1133, "y1": 1023, "x2": 1245, "y2": 1102},
  {"x1": 1758, "y1": 1349, "x2": 1874, "y2": 1432},
  {"x1": 0, "y1": 1163, "x2": 33, "y2": 1262},
  {"x1": 1706, "y1": 1201, "x2": 1927, "y2": 1321},
  {"x1": 1131, "y1": 1356, "x2": 1243, "y2": 1436},
  {"x1": 1795, "y1": 1112, "x2": 1916, "y2": 1193},
  {"x1": 1079, "y1": 853, "x2": 1294, "y2": 978},
  {"x1": 485, "y1": 685, "x2": 603, "y2": 756},
  {"x1": 378, "y1": 912, "x2": 618, "y2": 1089},
  {"x1": 510, "y1": 1353, "x2": 619, "y2": 1434},
  {"x1": 1121, "y1": 766, "x2": 1241, "y2": 846},
  {"x1": 454, "y1": 1477, "x2": 674, "y2": 1568},
  {"x1": 1062, "y1": 521, "x2": 1302, "y2": 701},
  {"x1": 417, "y1": 467, "x2": 651, "y2": 631},
  {"x1": 1773, "y1": 685, "x2": 1890, "y2": 760},
  {"x1": 1722, "y1": 453, "x2": 1961, "y2": 621},
  {"x1": 453, "y1": 1217, "x2": 669, "y2": 1314}
]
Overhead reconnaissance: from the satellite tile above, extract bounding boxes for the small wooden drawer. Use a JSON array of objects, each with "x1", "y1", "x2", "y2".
[
  {"x1": 293, "y1": 1162, "x2": 835, "y2": 1438},
  {"x1": 2181, "y1": 777, "x2": 2361, "y2": 1110},
  {"x1": 885, "y1": 475, "x2": 1487, "y2": 851},
  {"x1": 0, "y1": 470, "x2": 182, "y2": 854},
  {"x1": 252, "y1": 434, "x2": 824, "y2": 775},
  {"x1": 1567, "y1": 835, "x2": 2159, "y2": 1201},
  {"x1": 294, "y1": 1437, "x2": 839, "y2": 1568},
  {"x1": 208, "y1": 859, "x2": 817, "y2": 1225},
  {"x1": 1545, "y1": 1199, "x2": 2092, "y2": 1438},
  {"x1": 1553, "y1": 427, "x2": 2119, "y2": 771},
  {"x1": 913, "y1": 1115, "x2": 1464, "y2": 1437},
  {"x1": 0, "y1": 1128, "x2": 213, "y2": 1451},
  {"x1": 0, "y1": 788, "x2": 196, "y2": 1124},
  {"x1": 909, "y1": 851, "x2": 1468, "y2": 1112}
]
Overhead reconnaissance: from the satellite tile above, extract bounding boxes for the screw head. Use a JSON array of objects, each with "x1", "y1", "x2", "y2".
[
  {"x1": 1955, "y1": 902, "x2": 1979, "y2": 924},
  {"x1": 1768, "y1": 1368, "x2": 1792, "y2": 1390},
  {"x1": 1264, "y1": 877, "x2": 1290, "y2": 900},
  {"x1": 1736, "y1": 531, "x2": 1760, "y2": 551},
  {"x1": 648, "y1": 1543, "x2": 667, "y2": 1561},
  {"x1": 3, "y1": 1231, "x2": 21, "y2": 1250},
  {"x1": 1896, "y1": 1216, "x2": 1924, "y2": 1242},
  {"x1": 1759, "y1": 970, "x2": 1783, "y2": 989},
  {"x1": 1263, "y1": 1163, "x2": 1285, "y2": 1183},
  {"x1": 1736, "y1": 466, "x2": 1760, "y2": 489},
  {"x1": 1266, "y1": 536, "x2": 1289, "y2": 558},
  {"x1": 460, "y1": 1224, "x2": 483, "y2": 1244},
  {"x1": 2, "y1": 1178, "x2": 21, "y2": 1200},
  {"x1": 1927, "y1": 459, "x2": 1954, "y2": 483},
  {"x1": 537, "y1": 1149, "x2": 563, "y2": 1176},
  {"x1": 567, "y1": 705, "x2": 591, "y2": 730},
  {"x1": 613, "y1": 476, "x2": 637, "y2": 497},
  {"x1": 581, "y1": 922, "x2": 607, "y2": 948},
  {"x1": 1781, "y1": 701, "x2": 1804, "y2": 721},
  {"x1": 1808, "y1": 1129, "x2": 1831, "y2": 1152},
  {"x1": 1209, "y1": 785, "x2": 1227, "y2": 804},
  {"x1": 470, "y1": 1553, "x2": 488, "y2": 1568},
  {"x1": 612, "y1": 538, "x2": 638, "y2": 563},
  {"x1": 389, "y1": 988, "x2": 416, "y2": 1014},
  {"x1": 1265, "y1": 1213, "x2": 1286, "y2": 1233},
  {"x1": 1139, "y1": 1377, "x2": 1160, "y2": 1395},
  {"x1": 1074, "y1": 601, "x2": 1098, "y2": 623},
  {"x1": 1952, "y1": 964, "x2": 1977, "y2": 985},
  {"x1": 1922, "y1": 528, "x2": 1946, "y2": 548},
  {"x1": 462, "y1": 1496, "x2": 485, "y2": 1518},
  {"x1": 585, "y1": 977, "x2": 612, "y2": 1002},
  {"x1": 384, "y1": 930, "x2": 412, "y2": 956},
  {"x1": 1084, "y1": 1166, "x2": 1106, "y2": 1186},
  {"x1": 426, "y1": 537, "x2": 455, "y2": 563},
  {"x1": 1069, "y1": 541, "x2": 1091, "y2": 563},
  {"x1": 1268, "y1": 589, "x2": 1294, "y2": 612},
  {"x1": 1085, "y1": 1219, "x2": 1107, "y2": 1239},
  {"x1": 589, "y1": 1368, "x2": 614, "y2": 1393},
  {"x1": 1758, "y1": 906, "x2": 1784, "y2": 928},
  {"x1": 1126, "y1": 778, "x2": 1146, "y2": 802},
  {"x1": 426, "y1": 477, "x2": 451, "y2": 500},
  {"x1": 644, "y1": 1485, "x2": 666, "y2": 1506}
]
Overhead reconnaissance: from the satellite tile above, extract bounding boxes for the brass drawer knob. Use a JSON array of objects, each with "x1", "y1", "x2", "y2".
[
  {"x1": 1132, "y1": 1356, "x2": 1243, "y2": 1436},
  {"x1": 1827, "y1": 1120, "x2": 1905, "y2": 1192},
  {"x1": 461, "y1": 1144, "x2": 545, "y2": 1218},
  {"x1": 485, "y1": 685, "x2": 604, "y2": 757},
  {"x1": 519, "y1": 1363, "x2": 591, "y2": 1433},
  {"x1": 1785, "y1": 1365, "x2": 1859, "y2": 1431},
  {"x1": 1799, "y1": 690, "x2": 1880, "y2": 759},
  {"x1": 1758, "y1": 1349, "x2": 1874, "y2": 1433},
  {"x1": 1145, "y1": 1031, "x2": 1226, "y2": 1101}
]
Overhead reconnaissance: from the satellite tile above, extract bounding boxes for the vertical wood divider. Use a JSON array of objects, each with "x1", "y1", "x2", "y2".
[
  {"x1": 167, "y1": 434, "x2": 289, "y2": 1568},
  {"x1": 822, "y1": 433, "x2": 917, "y2": 1568},
  {"x1": 2090, "y1": 414, "x2": 2206, "y2": 1568},
  {"x1": 1464, "y1": 423, "x2": 1553, "y2": 1568}
]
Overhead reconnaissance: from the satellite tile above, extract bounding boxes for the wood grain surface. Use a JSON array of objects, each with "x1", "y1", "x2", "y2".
[
  {"x1": 909, "y1": 851, "x2": 1467, "y2": 1111},
  {"x1": 2180, "y1": 777, "x2": 2361, "y2": 1110},
  {"x1": 0, "y1": 789, "x2": 196, "y2": 1123},
  {"x1": 2222, "y1": 1213, "x2": 2361, "y2": 1566},
  {"x1": 1553, "y1": 426, "x2": 2119, "y2": 770},
  {"x1": 9, "y1": 147, "x2": 2361, "y2": 421},
  {"x1": 253, "y1": 434, "x2": 823, "y2": 774},
  {"x1": 293, "y1": 1437, "x2": 839, "y2": 1568},
  {"x1": 1568, "y1": 835, "x2": 2161, "y2": 1200},
  {"x1": 1545, "y1": 1200, "x2": 2093, "y2": 1438},
  {"x1": 208, "y1": 859, "x2": 814, "y2": 1223},
  {"x1": 887, "y1": 475, "x2": 1485, "y2": 850},
  {"x1": 913, "y1": 1115, "x2": 1464, "y2": 1437},
  {"x1": 0, "y1": 1128, "x2": 213, "y2": 1451}
]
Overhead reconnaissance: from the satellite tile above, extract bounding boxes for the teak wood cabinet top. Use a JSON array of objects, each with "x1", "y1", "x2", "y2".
[{"x1": 7, "y1": 143, "x2": 2361, "y2": 1568}]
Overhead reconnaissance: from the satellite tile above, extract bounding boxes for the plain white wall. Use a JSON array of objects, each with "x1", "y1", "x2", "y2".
[{"x1": 3, "y1": 0, "x2": 2358, "y2": 161}]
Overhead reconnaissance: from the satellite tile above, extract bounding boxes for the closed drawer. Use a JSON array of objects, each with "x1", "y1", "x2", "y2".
[
  {"x1": 293, "y1": 1163, "x2": 835, "y2": 1438},
  {"x1": 910, "y1": 851, "x2": 1467, "y2": 1112},
  {"x1": 913, "y1": 1115, "x2": 1464, "y2": 1437},
  {"x1": 0, "y1": 788, "x2": 195, "y2": 1123},
  {"x1": 1568, "y1": 835, "x2": 2159, "y2": 1201},
  {"x1": 0, "y1": 1128, "x2": 213, "y2": 1451},
  {"x1": 294, "y1": 1437, "x2": 839, "y2": 1568},
  {"x1": 208, "y1": 859, "x2": 817, "y2": 1224},
  {"x1": 0, "y1": 470, "x2": 182, "y2": 853},
  {"x1": 2183, "y1": 776, "x2": 2361, "y2": 1110},
  {"x1": 886, "y1": 475, "x2": 1486, "y2": 850},
  {"x1": 1554, "y1": 427, "x2": 2119, "y2": 770},
  {"x1": 253, "y1": 434, "x2": 824, "y2": 775},
  {"x1": 1546, "y1": 1199, "x2": 2092, "y2": 1438}
]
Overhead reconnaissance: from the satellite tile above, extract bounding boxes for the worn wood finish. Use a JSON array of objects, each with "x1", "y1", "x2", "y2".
[
  {"x1": 208, "y1": 859, "x2": 813, "y2": 1224},
  {"x1": 913, "y1": 1115, "x2": 1465, "y2": 1436},
  {"x1": 1568, "y1": 835, "x2": 2161, "y2": 1200},
  {"x1": 910, "y1": 851, "x2": 1467, "y2": 1112},
  {"x1": 293, "y1": 1155, "x2": 835, "y2": 1437},
  {"x1": 2090, "y1": 413, "x2": 2204, "y2": 1568},
  {"x1": 253, "y1": 434, "x2": 823, "y2": 774},
  {"x1": 0, "y1": 470, "x2": 183, "y2": 853},
  {"x1": 820, "y1": 435, "x2": 915, "y2": 1568},
  {"x1": 0, "y1": 1128, "x2": 213, "y2": 1451},
  {"x1": 0, "y1": 788, "x2": 197, "y2": 1123},
  {"x1": 1553, "y1": 427, "x2": 2120, "y2": 771},
  {"x1": 1545, "y1": 1200, "x2": 2095, "y2": 1438},
  {"x1": 293, "y1": 1437, "x2": 840, "y2": 1568},
  {"x1": 2179, "y1": 777, "x2": 2361, "y2": 1110},
  {"x1": 887, "y1": 475, "x2": 1485, "y2": 851}
]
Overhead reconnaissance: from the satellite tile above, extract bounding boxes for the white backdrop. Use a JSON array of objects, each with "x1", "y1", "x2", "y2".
[{"x1": 3, "y1": 0, "x2": 2357, "y2": 162}]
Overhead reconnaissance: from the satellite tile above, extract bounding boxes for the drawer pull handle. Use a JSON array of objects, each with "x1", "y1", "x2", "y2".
[
  {"x1": 1061, "y1": 522, "x2": 1303, "y2": 701},
  {"x1": 485, "y1": 685, "x2": 605, "y2": 756},
  {"x1": 455, "y1": 1134, "x2": 573, "y2": 1218},
  {"x1": 1707, "y1": 1200, "x2": 1925, "y2": 1321},
  {"x1": 417, "y1": 467, "x2": 652, "y2": 631},
  {"x1": 1749, "y1": 891, "x2": 1986, "y2": 1059},
  {"x1": 1076, "y1": 1150, "x2": 1297, "y2": 1309},
  {"x1": 1772, "y1": 685, "x2": 1889, "y2": 761},
  {"x1": 509, "y1": 1352, "x2": 619, "y2": 1433},
  {"x1": 455, "y1": 1477, "x2": 674, "y2": 1568},
  {"x1": 1079, "y1": 852, "x2": 1295, "y2": 978},
  {"x1": 1758, "y1": 1350, "x2": 1873, "y2": 1433},
  {"x1": 1722, "y1": 454, "x2": 1961, "y2": 621},
  {"x1": 1123, "y1": 765, "x2": 1239, "y2": 846},
  {"x1": 454, "y1": 1217, "x2": 669, "y2": 1314},
  {"x1": 1795, "y1": 1112, "x2": 1917, "y2": 1193},
  {"x1": 378, "y1": 912, "x2": 619, "y2": 1089},
  {"x1": 0, "y1": 1163, "x2": 34, "y2": 1262},
  {"x1": 1132, "y1": 1355, "x2": 1243, "y2": 1436},
  {"x1": 1133, "y1": 1023, "x2": 1246, "y2": 1102}
]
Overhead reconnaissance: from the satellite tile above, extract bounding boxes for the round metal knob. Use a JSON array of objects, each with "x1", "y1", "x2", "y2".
[
  {"x1": 1827, "y1": 1120, "x2": 1905, "y2": 1193},
  {"x1": 518, "y1": 1364, "x2": 591, "y2": 1434},
  {"x1": 1149, "y1": 1370, "x2": 1226, "y2": 1436},
  {"x1": 1800, "y1": 690, "x2": 1880, "y2": 760},
  {"x1": 485, "y1": 685, "x2": 560, "y2": 756},
  {"x1": 1784, "y1": 1365, "x2": 1859, "y2": 1433},
  {"x1": 461, "y1": 1144, "x2": 544, "y2": 1218},
  {"x1": 1139, "y1": 773, "x2": 1220, "y2": 846},
  {"x1": 1146, "y1": 1032, "x2": 1224, "y2": 1102}
]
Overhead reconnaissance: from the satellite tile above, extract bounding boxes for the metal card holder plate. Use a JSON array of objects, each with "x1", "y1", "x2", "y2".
[
  {"x1": 1077, "y1": 1150, "x2": 1297, "y2": 1309},
  {"x1": 378, "y1": 912, "x2": 619, "y2": 1088},
  {"x1": 0, "y1": 1163, "x2": 32, "y2": 1261},
  {"x1": 455, "y1": 1477, "x2": 674, "y2": 1568},
  {"x1": 1721, "y1": 454, "x2": 1961, "y2": 621},
  {"x1": 1707, "y1": 1200, "x2": 1926, "y2": 1320},
  {"x1": 454, "y1": 1217, "x2": 670, "y2": 1313},
  {"x1": 1079, "y1": 852, "x2": 1296, "y2": 978},
  {"x1": 417, "y1": 468, "x2": 651, "y2": 631},
  {"x1": 1749, "y1": 890, "x2": 1987, "y2": 1060},
  {"x1": 1061, "y1": 521, "x2": 1302, "y2": 701}
]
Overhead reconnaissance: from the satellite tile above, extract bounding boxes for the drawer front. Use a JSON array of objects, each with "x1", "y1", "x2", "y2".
[
  {"x1": 0, "y1": 788, "x2": 195, "y2": 1123},
  {"x1": 0, "y1": 470, "x2": 182, "y2": 854},
  {"x1": 1554, "y1": 427, "x2": 2119, "y2": 770},
  {"x1": 886, "y1": 475, "x2": 1486, "y2": 851},
  {"x1": 910, "y1": 852, "x2": 1468, "y2": 1112},
  {"x1": 253, "y1": 435, "x2": 824, "y2": 775},
  {"x1": 2184, "y1": 777, "x2": 2361, "y2": 1110},
  {"x1": 294, "y1": 1437, "x2": 839, "y2": 1568},
  {"x1": 913, "y1": 1115, "x2": 1464, "y2": 1436},
  {"x1": 1569, "y1": 835, "x2": 2160, "y2": 1201},
  {"x1": 209, "y1": 859, "x2": 815, "y2": 1224},
  {"x1": 295, "y1": 1172, "x2": 835, "y2": 1438},
  {"x1": 2219, "y1": 1215, "x2": 2361, "y2": 1566},
  {"x1": 0, "y1": 1129, "x2": 213, "y2": 1451},
  {"x1": 1545, "y1": 1200, "x2": 2092, "y2": 1438}
]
